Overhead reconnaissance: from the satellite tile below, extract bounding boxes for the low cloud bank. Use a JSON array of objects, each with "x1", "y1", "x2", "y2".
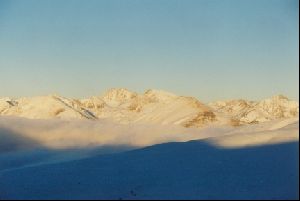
[
  {"x1": 0, "y1": 116, "x2": 298, "y2": 153},
  {"x1": 0, "y1": 128, "x2": 42, "y2": 153}
]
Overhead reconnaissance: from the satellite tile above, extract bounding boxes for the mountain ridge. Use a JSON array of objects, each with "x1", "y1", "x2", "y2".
[{"x1": 0, "y1": 89, "x2": 298, "y2": 127}]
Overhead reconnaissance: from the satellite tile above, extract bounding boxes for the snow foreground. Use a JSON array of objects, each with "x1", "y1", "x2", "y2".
[
  {"x1": 0, "y1": 88, "x2": 299, "y2": 127},
  {"x1": 0, "y1": 116, "x2": 299, "y2": 199},
  {"x1": 0, "y1": 119, "x2": 298, "y2": 199}
]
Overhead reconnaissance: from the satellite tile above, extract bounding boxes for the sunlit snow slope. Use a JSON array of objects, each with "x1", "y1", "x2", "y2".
[{"x1": 1, "y1": 89, "x2": 298, "y2": 128}]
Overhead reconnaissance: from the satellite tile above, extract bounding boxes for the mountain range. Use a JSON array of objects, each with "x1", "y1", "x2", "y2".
[{"x1": 0, "y1": 88, "x2": 298, "y2": 127}]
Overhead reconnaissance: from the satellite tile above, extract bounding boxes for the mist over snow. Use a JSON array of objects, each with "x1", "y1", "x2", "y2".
[{"x1": 0, "y1": 116, "x2": 298, "y2": 199}]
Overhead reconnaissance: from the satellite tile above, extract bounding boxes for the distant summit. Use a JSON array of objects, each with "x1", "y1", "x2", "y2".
[{"x1": 209, "y1": 94, "x2": 299, "y2": 125}]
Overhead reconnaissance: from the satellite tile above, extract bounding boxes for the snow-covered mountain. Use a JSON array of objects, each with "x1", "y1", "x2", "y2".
[
  {"x1": 0, "y1": 89, "x2": 298, "y2": 127},
  {"x1": 0, "y1": 95, "x2": 97, "y2": 120},
  {"x1": 209, "y1": 95, "x2": 299, "y2": 125}
]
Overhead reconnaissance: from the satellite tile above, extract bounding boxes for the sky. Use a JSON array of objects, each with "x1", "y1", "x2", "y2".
[{"x1": 0, "y1": 0, "x2": 299, "y2": 102}]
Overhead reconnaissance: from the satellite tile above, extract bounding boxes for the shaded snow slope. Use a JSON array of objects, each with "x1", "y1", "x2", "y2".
[{"x1": 0, "y1": 138, "x2": 298, "y2": 199}]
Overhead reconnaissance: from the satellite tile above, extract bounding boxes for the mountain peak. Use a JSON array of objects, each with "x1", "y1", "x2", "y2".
[
  {"x1": 144, "y1": 89, "x2": 177, "y2": 102},
  {"x1": 102, "y1": 88, "x2": 138, "y2": 102},
  {"x1": 271, "y1": 94, "x2": 289, "y2": 100}
]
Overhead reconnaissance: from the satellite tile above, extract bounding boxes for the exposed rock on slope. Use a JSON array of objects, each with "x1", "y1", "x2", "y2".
[
  {"x1": 0, "y1": 98, "x2": 17, "y2": 113},
  {"x1": 183, "y1": 111, "x2": 217, "y2": 128}
]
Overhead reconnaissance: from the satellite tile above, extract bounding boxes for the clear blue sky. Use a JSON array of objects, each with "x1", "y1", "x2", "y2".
[{"x1": 0, "y1": 0, "x2": 298, "y2": 102}]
